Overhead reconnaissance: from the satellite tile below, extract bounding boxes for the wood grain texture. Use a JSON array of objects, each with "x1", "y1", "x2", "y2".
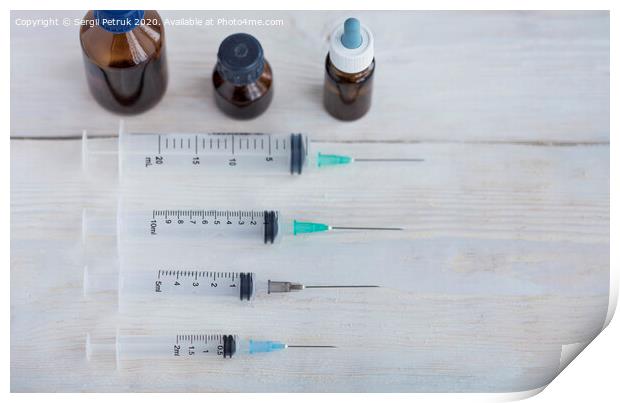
[{"x1": 10, "y1": 10, "x2": 610, "y2": 392}]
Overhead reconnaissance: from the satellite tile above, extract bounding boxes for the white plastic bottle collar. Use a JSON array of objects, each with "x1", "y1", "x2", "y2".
[{"x1": 328, "y1": 18, "x2": 374, "y2": 74}]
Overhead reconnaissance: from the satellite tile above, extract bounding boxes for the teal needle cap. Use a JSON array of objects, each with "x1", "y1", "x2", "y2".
[
  {"x1": 293, "y1": 220, "x2": 330, "y2": 235},
  {"x1": 249, "y1": 340, "x2": 286, "y2": 354},
  {"x1": 341, "y1": 18, "x2": 362, "y2": 49},
  {"x1": 317, "y1": 153, "x2": 352, "y2": 168}
]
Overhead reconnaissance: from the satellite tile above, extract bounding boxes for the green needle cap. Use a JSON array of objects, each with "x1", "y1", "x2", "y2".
[
  {"x1": 293, "y1": 220, "x2": 330, "y2": 235},
  {"x1": 317, "y1": 153, "x2": 353, "y2": 168}
]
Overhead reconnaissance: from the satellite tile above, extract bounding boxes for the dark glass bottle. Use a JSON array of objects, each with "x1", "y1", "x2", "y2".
[
  {"x1": 80, "y1": 10, "x2": 168, "y2": 114},
  {"x1": 323, "y1": 18, "x2": 374, "y2": 121},
  {"x1": 212, "y1": 33, "x2": 273, "y2": 120},
  {"x1": 324, "y1": 55, "x2": 375, "y2": 121}
]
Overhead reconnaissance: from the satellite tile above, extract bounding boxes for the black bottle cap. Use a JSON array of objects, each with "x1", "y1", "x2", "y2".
[{"x1": 216, "y1": 33, "x2": 265, "y2": 86}]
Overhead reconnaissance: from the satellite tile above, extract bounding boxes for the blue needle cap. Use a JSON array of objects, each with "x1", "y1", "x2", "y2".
[{"x1": 248, "y1": 340, "x2": 286, "y2": 354}]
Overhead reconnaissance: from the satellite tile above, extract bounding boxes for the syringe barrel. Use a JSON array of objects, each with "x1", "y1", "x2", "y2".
[
  {"x1": 118, "y1": 333, "x2": 239, "y2": 360},
  {"x1": 119, "y1": 209, "x2": 281, "y2": 245},
  {"x1": 122, "y1": 270, "x2": 255, "y2": 301},
  {"x1": 119, "y1": 132, "x2": 309, "y2": 176},
  {"x1": 84, "y1": 265, "x2": 257, "y2": 302}
]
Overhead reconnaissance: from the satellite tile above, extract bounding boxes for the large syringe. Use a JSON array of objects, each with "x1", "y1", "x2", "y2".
[{"x1": 82, "y1": 122, "x2": 424, "y2": 177}]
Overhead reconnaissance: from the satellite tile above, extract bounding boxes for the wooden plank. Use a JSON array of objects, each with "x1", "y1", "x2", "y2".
[
  {"x1": 11, "y1": 10, "x2": 609, "y2": 142},
  {"x1": 10, "y1": 139, "x2": 609, "y2": 392}
]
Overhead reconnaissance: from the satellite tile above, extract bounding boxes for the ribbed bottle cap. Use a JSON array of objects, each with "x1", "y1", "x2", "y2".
[
  {"x1": 328, "y1": 18, "x2": 374, "y2": 74},
  {"x1": 216, "y1": 33, "x2": 266, "y2": 86},
  {"x1": 94, "y1": 10, "x2": 144, "y2": 33}
]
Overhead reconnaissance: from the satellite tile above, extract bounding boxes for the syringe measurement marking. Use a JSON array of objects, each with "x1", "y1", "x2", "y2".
[
  {"x1": 156, "y1": 269, "x2": 240, "y2": 280},
  {"x1": 155, "y1": 270, "x2": 240, "y2": 290},
  {"x1": 153, "y1": 209, "x2": 265, "y2": 220},
  {"x1": 174, "y1": 333, "x2": 230, "y2": 355}
]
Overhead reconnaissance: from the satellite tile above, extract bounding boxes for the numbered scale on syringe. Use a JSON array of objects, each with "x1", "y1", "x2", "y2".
[
  {"x1": 148, "y1": 270, "x2": 254, "y2": 300},
  {"x1": 120, "y1": 132, "x2": 309, "y2": 175}
]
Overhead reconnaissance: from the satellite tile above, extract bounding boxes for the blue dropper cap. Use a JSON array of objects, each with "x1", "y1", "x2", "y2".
[{"x1": 341, "y1": 18, "x2": 363, "y2": 49}]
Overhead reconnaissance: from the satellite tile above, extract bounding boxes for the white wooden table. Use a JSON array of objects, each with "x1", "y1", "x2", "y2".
[{"x1": 10, "y1": 10, "x2": 610, "y2": 392}]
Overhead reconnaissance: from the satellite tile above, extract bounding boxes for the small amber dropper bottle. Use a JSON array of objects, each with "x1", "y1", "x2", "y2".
[
  {"x1": 323, "y1": 18, "x2": 375, "y2": 121},
  {"x1": 212, "y1": 33, "x2": 274, "y2": 119}
]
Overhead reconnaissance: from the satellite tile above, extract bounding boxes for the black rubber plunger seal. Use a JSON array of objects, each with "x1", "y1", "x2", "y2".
[
  {"x1": 239, "y1": 272, "x2": 254, "y2": 301},
  {"x1": 290, "y1": 133, "x2": 306, "y2": 175},
  {"x1": 223, "y1": 335, "x2": 236, "y2": 358},
  {"x1": 263, "y1": 210, "x2": 278, "y2": 244}
]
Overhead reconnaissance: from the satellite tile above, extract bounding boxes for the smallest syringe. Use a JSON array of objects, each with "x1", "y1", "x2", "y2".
[
  {"x1": 84, "y1": 267, "x2": 379, "y2": 302},
  {"x1": 87, "y1": 331, "x2": 335, "y2": 367}
]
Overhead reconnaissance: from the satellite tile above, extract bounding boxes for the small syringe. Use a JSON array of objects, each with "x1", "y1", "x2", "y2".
[
  {"x1": 86, "y1": 332, "x2": 335, "y2": 366},
  {"x1": 82, "y1": 123, "x2": 424, "y2": 177},
  {"x1": 84, "y1": 268, "x2": 380, "y2": 302}
]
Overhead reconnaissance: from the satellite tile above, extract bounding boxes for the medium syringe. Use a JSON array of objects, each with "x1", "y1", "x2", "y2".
[
  {"x1": 84, "y1": 267, "x2": 379, "y2": 302},
  {"x1": 82, "y1": 122, "x2": 424, "y2": 177},
  {"x1": 85, "y1": 208, "x2": 404, "y2": 245},
  {"x1": 86, "y1": 332, "x2": 335, "y2": 365},
  {"x1": 143, "y1": 209, "x2": 403, "y2": 244}
]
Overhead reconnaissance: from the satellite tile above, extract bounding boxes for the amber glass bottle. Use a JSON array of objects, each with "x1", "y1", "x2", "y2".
[
  {"x1": 80, "y1": 10, "x2": 168, "y2": 114},
  {"x1": 323, "y1": 18, "x2": 375, "y2": 121},
  {"x1": 212, "y1": 33, "x2": 273, "y2": 119},
  {"x1": 324, "y1": 56, "x2": 375, "y2": 121}
]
